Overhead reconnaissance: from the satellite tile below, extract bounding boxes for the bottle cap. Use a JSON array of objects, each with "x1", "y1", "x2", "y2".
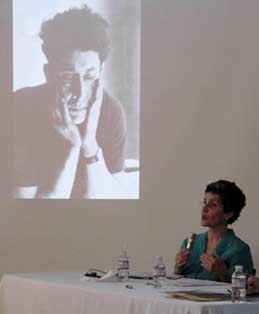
[
  {"x1": 235, "y1": 265, "x2": 243, "y2": 271},
  {"x1": 155, "y1": 256, "x2": 164, "y2": 264}
]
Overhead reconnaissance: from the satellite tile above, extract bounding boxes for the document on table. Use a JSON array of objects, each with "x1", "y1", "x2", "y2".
[
  {"x1": 166, "y1": 291, "x2": 230, "y2": 302},
  {"x1": 168, "y1": 278, "x2": 229, "y2": 287}
]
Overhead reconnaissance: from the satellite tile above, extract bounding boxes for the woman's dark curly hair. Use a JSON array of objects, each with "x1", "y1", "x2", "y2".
[
  {"x1": 205, "y1": 180, "x2": 246, "y2": 224},
  {"x1": 39, "y1": 5, "x2": 110, "y2": 63}
]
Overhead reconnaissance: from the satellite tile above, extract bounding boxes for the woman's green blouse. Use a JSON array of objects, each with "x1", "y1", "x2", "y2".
[{"x1": 179, "y1": 229, "x2": 255, "y2": 282}]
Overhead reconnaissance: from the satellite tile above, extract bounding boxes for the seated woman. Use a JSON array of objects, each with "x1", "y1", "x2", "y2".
[{"x1": 174, "y1": 180, "x2": 255, "y2": 282}]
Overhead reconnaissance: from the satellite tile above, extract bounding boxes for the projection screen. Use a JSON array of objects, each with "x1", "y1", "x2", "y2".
[{"x1": 13, "y1": 0, "x2": 140, "y2": 199}]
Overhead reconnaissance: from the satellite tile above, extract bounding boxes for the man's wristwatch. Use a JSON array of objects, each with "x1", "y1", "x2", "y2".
[{"x1": 82, "y1": 147, "x2": 100, "y2": 164}]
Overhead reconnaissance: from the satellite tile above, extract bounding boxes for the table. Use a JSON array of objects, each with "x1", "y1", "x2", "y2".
[{"x1": 1, "y1": 272, "x2": 259, "y2": 314}]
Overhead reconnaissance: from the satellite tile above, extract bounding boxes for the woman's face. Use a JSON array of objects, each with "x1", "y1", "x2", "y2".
[{"x1": 201, "y1": 192, "x2": 231, "y2": 228}]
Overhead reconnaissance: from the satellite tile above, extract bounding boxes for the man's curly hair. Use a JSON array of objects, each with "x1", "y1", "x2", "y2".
[{"x1": 39, "y1": 5, "x2": 110, "y2": 63}]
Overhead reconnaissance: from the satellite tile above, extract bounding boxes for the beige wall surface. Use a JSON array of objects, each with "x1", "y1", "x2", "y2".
[{"x1": 0, "y1": 0, "x2": 259, "y2": 278}]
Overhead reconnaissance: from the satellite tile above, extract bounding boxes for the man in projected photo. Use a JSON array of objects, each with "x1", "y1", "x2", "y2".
[{"x1": 14, "y1": 6, "x2": 126, "y2": 198}]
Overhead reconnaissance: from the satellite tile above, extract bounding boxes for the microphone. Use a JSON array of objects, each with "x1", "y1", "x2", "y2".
[{"x1": 186, "y1": 232, "x2": 196, "y2": 250}]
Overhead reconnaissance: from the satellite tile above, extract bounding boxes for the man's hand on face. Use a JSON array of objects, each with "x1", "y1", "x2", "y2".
[
  {"x1": 81, "y1": 78, "x2": 103, "y2": 157},
  {"x1": 51, "y1": 74, "x2": 82, "y2": 148},
  {"x1": 51, "y1": 73, "x2": 103, "y2": 157}
]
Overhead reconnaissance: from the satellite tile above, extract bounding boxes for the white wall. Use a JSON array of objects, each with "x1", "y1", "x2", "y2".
[{"x1": 0, "y1": 0, "x2": 259, "y2": 277}]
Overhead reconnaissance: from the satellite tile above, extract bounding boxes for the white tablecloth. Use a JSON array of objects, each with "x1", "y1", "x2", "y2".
[{"x1": 1, "y1": 272, "x2": 259, "y2": 314}]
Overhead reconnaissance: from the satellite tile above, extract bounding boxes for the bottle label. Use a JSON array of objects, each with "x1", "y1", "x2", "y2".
[
  {"x1": 153, "y1": 265, "x2": 166, "y2": 278},
  {"x1": 117, "y1": 254, "x2": 129, "y2": 272},
  {"x1": 232, "y1": 277, "x2": 246, "y2": 289},
  {"x1": 118, "y1": 260, "x2": 129, "y2": 270}
]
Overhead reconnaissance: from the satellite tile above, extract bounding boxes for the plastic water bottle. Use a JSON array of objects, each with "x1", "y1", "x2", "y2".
[
  {"x1": 117, "y1": 250, "x2": 130, "y2": 281},
  {"x1": 152, "y1": 256, "x2": 166, "y2": 288},
  {"x1": 231, "y1": 265, "x2": 246, "y2": 302}
]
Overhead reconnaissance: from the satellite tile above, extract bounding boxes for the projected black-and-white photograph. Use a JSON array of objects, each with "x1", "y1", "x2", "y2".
[{"x1": 13, "y1": 0, "x2": 140, "y2": 199}]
